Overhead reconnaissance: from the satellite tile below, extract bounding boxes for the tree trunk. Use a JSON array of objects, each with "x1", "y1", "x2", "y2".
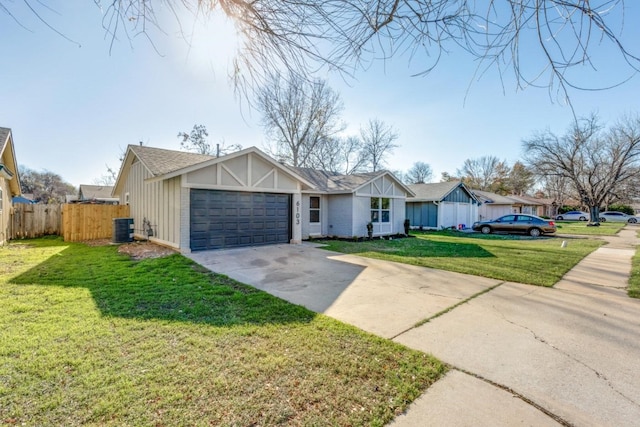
[{"x1": 588, "y1": 206, "x2": 601, "y2": 225}]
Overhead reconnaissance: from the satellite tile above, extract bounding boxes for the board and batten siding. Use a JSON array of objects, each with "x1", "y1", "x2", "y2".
[
  {"x1": 0, "y1": 176, "x2": 11, "y2": 244},
  {"x1": 354, "y1": 174, "x2": 407, "y2": 236},
  {"x1": 121, "y1": 160, "x2": 181, "y2": 248}
]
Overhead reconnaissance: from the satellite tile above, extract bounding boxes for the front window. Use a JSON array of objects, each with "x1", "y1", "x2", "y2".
[
  {"x1": 371, "y1": 197, "x2": 390, "y2": 223},
  {"x1": 309, "y1": 196, "x2": 320, "y2": 223}
]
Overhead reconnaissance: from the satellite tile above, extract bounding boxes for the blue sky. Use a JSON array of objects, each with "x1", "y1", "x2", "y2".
[{"x1": 1, "y1": 1, "x2": 639, "y2": 188}]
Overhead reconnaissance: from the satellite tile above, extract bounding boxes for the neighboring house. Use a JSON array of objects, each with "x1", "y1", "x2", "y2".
[
  {"x1": 406, "y1": 181, "x2": 479, "y2": 230},
  {"x1": 515, "y1": 195, "x2": 555, "y2": 217},
  {"x1": 507, "y1": 195, "x2": 543, "y2": 216},
  {"x1": 78, "y1": 184, "x2": 119, "y2": 204},
  {"x1": 474, "y1": 190, "x2": 518, "y2": 221},
  {"x1": 112, "y1": 145, "x2": 413, "y2": 252},
  {"x1": 0, "y1": 127, "x2": 22, "y2": 244}
]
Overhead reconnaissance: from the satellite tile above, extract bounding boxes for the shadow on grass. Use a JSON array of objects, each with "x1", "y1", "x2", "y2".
[
  {"x1": 321, "y1": 234, "x2": 496, "y2": 259},
  {"x1": 9, "y1": 238, "x2": 315, "y2": 326}
]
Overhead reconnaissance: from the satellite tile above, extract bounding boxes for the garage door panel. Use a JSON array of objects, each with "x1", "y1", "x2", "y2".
[{"x1": 190, "y1": 189, "x2": 291, "y2": 251}]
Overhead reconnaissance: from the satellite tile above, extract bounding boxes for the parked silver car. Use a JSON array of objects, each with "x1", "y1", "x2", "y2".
[
  {"x1": 555, "y1": 211, "x2": 589, "y2": 221},
  {"x1": 598, "y1": 211, "x2": 638, "y2": 223}
]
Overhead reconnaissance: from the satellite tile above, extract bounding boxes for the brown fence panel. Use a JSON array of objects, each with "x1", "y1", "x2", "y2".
[
  {"x1": 10, "y1": 204, "x2": 62, "y2": 239},
  {"x1": 62, "y1": 204, "x2": 130, "y2": 242}
]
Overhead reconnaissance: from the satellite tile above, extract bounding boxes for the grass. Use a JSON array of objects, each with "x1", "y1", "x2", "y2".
[
  {"x1": 554, "y1": 221, "x2": 626, "y2": 235},
  {"x1": 0, "y1": 237, "x2": 446, "y2": 426},
  {"x1": 319, "y1": 231, "x2": 604, "y2": 287}
]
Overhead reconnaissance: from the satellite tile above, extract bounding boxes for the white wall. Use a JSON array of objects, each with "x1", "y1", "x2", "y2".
[{"x1": 327, "y1": 194, "x2": 353, "y2": 237}]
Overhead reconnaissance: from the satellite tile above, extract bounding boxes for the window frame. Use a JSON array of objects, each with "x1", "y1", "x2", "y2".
[
  {"x1": 309, "y1": 196, "x2": 320, "y2": 223},
  {"x1": 371, "y1": 197, "x2": 391, "y2": 223}
]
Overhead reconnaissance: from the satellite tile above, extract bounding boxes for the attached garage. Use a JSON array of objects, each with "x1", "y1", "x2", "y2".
[
  {"x1": 406, "y1": 181, "x2": 479, "y2": 230},
  {"x1": 190, "y1": 189, "x2": 291, "y2": 251}
]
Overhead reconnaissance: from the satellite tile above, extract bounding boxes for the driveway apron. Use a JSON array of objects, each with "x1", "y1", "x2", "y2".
[{"x1": 186, "y1": 228, "x2": 640, "y2": 426}]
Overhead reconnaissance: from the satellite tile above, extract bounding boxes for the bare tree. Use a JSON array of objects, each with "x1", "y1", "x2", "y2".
[
  {"x1": 457, "y1": 156, "x2": 509, "y2": 192},
  {"x1": 523, "y1": 114, "x2": 640, "y2": 224},
  {"x1": 306, "y1": 135, "x2": 367, "y2": 175},
  {"x1": 507, "y1": 161, "x2": 535, "y2": 196},
  {"x1": 360, "y1": 119, "x2": 399, "y2": 172},
  {"x1": 258, "y1": 73, "x2": 345, "y2": 167},
  {"x1": 178, "y1": 124, "x2": 211, "y2": 155},
  {"x1": 93, "y1": 164, "x2": 119, "y2": 186},
  {"x1": 406, "y1": 162, "x2": 433, "y2": 184},
  {"x1": 178, "y1": 124, "x2": 241, "y2": 156},
  {"x1": 17, "y1": 1, "x2": 630, "y2": 101}
]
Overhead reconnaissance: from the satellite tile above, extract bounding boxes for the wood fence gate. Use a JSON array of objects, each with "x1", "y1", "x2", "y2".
[{"x1": 62, "y1": 204, "x2": 130, "y2": 242}]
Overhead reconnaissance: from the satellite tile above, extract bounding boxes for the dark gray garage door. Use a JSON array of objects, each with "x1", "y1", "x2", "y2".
[{"x1": 190, "y1": 189, "x2": 291, "y2": 251}]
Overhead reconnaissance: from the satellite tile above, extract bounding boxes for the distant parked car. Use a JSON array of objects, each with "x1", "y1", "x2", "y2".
[
  {"x1": 555, "y1": 211, "x2": 589, "y2": 221},
  {"x1": 598, "y1": 211, "x2": 638, "y2": 223},
  {"x1": 472, "y1": 214, "x2": 557, "y2": 237}
]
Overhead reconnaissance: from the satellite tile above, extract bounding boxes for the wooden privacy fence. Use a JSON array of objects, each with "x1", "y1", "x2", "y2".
[
  {"x1": 10, "y1": 204, "x2": 62, "y2": 239},
  {"x1": 62, "y1": 204, "x2": 130, "y2": 242}
]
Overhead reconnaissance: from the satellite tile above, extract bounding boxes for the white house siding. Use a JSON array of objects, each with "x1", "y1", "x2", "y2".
[
  {"x1": 327, "y1": 194, "x2": 353, "y2": 237},
  {"x1": 120, "y1": 161, "x2": 181, "y2": 248},
  {"x1": 478, "y1": 204, "x2": 512, "y2": 221},
  {"x1": 355, "y1": 175, "x2": 406, "y2": 236},
  {"x1": 393, "y1": 198, "x2": 407, "y2": 233},
  {"x1": 0, "y1": 177, "x2": 10, "y2": 244},
  {"x1": 439, "y1": 201, "x2": 476, "y2": 230}
]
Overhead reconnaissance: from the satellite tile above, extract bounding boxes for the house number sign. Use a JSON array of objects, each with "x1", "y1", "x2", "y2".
[{"x1": 295, "y1": 200, "x2": 300, "y2": 225}]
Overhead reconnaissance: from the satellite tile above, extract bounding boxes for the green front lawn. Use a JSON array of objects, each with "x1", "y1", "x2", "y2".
[
  {"x1": 0, "y1": 237, "x2": 445, "y2": 426},
  {"x1": 320, "y1": 231, "x2": 603, "y2": 287},
  {"x1": 555, "y1": 221, "x2": 626, "y2": 235}
]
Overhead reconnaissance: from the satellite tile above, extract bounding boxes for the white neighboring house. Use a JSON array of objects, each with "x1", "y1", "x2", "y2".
[
  {"x1": 474, "y1": 190, "x2": 517, "y2": 221},
  {"x1": 406, "y1": 181, "x2": 479, "y2": 230},
  {"x1": 112, "y1": 145, "x2": 413, "y2": 252},
  {"x1": 0, "y1": 127, "x2": 21, "y2": 244}
]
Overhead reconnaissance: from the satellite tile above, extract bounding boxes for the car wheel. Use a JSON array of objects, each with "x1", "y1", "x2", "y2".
[
  {"x1": 579, "y1": 216, "x2": 586, "y2": 221},
  {"x1": 556, "y1": 216, "x2": 563, "y2": 220},
  {"x1": 529, "y1": 228, "x2": 541, "y2": 237},
  {"x1": 629, "y1": 218, "x2": 637, "y2": 224},
  {"x1": 481, "y1": 225, "x2": 491, "y2": 234},
  {"x1": 599, "y1": 217, "x2": 606, "y2": 222}
]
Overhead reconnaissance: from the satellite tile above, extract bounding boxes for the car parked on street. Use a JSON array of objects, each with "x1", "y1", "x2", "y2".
[
  {"x1": 472, "y1": 214, "x2": 556, "y2": 237},
  {"x1": 598, "y1": 211, "x2": 638, "y2": 223},
  {"x1": 555, "y1": 211, "x2": 589, "y2": 221}
]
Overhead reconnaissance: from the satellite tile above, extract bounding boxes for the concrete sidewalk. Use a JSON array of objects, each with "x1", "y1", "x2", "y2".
[{"x1": 392, "y1": 227, "x2": 640, "y2": 426}]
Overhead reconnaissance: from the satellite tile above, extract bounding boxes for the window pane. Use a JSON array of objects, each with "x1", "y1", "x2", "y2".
[
  {"x1": 381, "y1": 211, "x2": 390, "y2": 222},
  {"x1": 381, "y1": 198, "x2": 390, "y2": 209},
  {"x1": 371, "y1": 198, "x2": 379, "y2": 209},
  {"x1": 371, "y1": 210, "x2": 379, "y2": 222},
  {"x1": 310, "y1": 196, "x2": 320, "y2": 209},
  {"x1": 310, "y1": 210, "x2": 320, "y2": 223}
]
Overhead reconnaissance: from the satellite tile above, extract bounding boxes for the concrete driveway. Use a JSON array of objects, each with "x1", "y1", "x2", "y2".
[{"x1": 186, "y1": 231, "x2": 640, "y2": 426}]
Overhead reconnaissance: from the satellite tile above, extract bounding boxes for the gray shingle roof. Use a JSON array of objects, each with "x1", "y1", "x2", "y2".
[
  {"x1": 79, "y1": 184, "x2": 116, "y2": 200},
  {"x1": 129, "y1": 145, "x2": 214, "y2": 177},
  {"x1": 472, "y1": 190, "x2": 517, "y2": 205},
  {"x1": 291, "y1": 167, "x2": 386, "y2": 192},
  {"x1": 0, "y1": 127, "x2": 10, "y2": 156},
  {"x1": 408, "y1": 181, "x2": 465, "y2": 201}
]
